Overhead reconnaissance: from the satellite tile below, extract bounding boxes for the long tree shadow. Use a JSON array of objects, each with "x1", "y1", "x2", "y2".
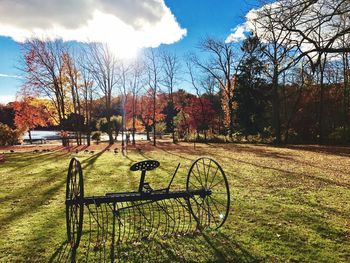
[{"x1": 49, "y1": 231, "x2": 261, "y2": 263}]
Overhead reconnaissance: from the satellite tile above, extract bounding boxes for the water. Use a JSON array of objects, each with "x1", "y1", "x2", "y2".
[
  {"x1": 23, "y1": 130, "x2": 148, "y2": 141},
  {"x1": 23, "y1": 130, "x2": 60, "y2": 140}
]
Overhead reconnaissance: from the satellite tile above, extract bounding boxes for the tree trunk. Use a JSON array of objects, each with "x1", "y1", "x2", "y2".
[
  {"x1": 146, "y1": 129, "x2": 150, "y2": 141},
  {"x1": 28, "y1": 130, "x2": 32, "y2": 144},
  {"x1": 272, "y1": 66, "x2": 281, "y2": 144},
  {"x1": 318, "y1": 67, "x2": 325, "y2": 144}
]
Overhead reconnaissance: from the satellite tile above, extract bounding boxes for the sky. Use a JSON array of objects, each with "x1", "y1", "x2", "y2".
[{"x1": 0, "y1": 0, "x2": 259, "y2": 104}]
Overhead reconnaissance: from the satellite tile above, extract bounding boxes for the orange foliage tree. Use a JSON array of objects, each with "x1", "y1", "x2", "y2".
[
  {"x1": 125, "y1": 89, "x2": 166, "y2": 141},
  {"x1": 13, "y1": 97, "x2": 52, "y2": 144}
]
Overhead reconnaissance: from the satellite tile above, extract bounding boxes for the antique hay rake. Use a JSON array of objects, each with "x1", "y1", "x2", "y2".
[{"x1": 65, "y1": 157, "x2": 230, "y2": 252}]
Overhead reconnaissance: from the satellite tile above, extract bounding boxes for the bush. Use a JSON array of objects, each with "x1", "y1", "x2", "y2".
[
  {"x1": 329, "y1": 127, "x2": 350, "y2": 144},
  {"x1": 156, "y1": 122, "x2": 166, "y2": 138},
  {"x1": 91, "y1": 131, "x2": 101, "y2": 144},
  {"x1": 0, "y1": 123, "x2": 21, "y2": 146}
]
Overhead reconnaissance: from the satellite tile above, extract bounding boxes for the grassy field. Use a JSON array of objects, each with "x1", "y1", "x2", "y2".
[{"x1": 0, "y1": 143, "x2": 349, "y2": 262}]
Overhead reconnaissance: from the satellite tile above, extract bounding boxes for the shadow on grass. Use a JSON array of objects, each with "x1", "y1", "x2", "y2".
[
  {"x1": 49, "y1": 232, "x2": 261, "y2": 263},
  {"x1": 0, "y1": 174, "x2": 66, "y2": 233}
]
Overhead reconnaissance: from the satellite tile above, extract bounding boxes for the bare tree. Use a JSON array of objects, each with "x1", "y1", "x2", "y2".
[
  {"x1": 191, "y1": 38, "x2": 238, "y2": 139},
  {"x1": 251, "y1": 2, "x2": 299, "y2": 144},
  {"x1": 161, "y1": 50, "x2": 180, "y2": 143},
  {"x1": 86, "y1": 43, "x2": 120, "y2": 144},
  {"x1": 77, "y1": 53, "x2": 95, "y2": 146},
  {"x1": 145, "y1": 48, "x2": 161, "y2": 146},
  {"x1": 119, "y1": 62, "x2": 131, "y2": 150},
  {"x1": 62, "y1": 52, "x2": 83, "y2": 145},
  {"x1": 128, "y1": 60, "x2": 144, "y2": 145}
]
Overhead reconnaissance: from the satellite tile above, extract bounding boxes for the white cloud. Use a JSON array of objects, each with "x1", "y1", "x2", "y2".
[
  {"x1": 225, "y1": 24, "x2": 248, "y2": 43},
  {"x1": 0, "y1": 0, "x2": 187, "y2": 58},
  {"x1": 0, "y1": 95, "x2": 15, "y2": 104},
  {"x1": 0, "y1": 73, "x2": 23, "y2": 79}
]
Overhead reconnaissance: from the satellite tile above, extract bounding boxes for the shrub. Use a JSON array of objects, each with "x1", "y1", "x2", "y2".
[
  {"x1": 0, "y1": 123, "x2": 21, "y2": 146},
  {"x1": 91, "y1": 131, "x2": 101, "y2": 144},
  {"x1": 329, "y1": 127, "x2": 350, "y2": 144}
]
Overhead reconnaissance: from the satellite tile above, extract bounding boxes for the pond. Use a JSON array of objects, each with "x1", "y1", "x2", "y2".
[{"x1": 23, "y1": 130, "x2": 149, "y2": 141}]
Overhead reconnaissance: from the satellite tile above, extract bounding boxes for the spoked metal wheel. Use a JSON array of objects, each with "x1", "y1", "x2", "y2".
[
  {"x1": 66, "y1": 157, "x2": 84, "y2": 249},
  {"x1": 186, "y1": 157, "x2": 230, "y2": 230}
]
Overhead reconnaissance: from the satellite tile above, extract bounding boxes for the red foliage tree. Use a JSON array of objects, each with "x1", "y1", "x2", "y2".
[
  {"x1": 13, "y1": 97, "x2": 51, "y2": 144},
  {"x1": 125, "y1": 89, "x2": 166, "y2": 141},
  {"x1": 184, "y1": 97, "x2": 216, "y2": 139}
]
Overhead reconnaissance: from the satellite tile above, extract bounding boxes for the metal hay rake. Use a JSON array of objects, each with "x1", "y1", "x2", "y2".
[{"x1": 65, "y1": 157, "x2": 230, "y2": 253}]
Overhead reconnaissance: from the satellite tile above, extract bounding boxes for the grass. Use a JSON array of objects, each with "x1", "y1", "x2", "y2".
[{"x1": 0, "y1": 143, "x2": 349, "y2": 262}]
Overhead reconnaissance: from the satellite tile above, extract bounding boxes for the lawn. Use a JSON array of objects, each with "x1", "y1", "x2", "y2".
[{"x1": 0, "y1": 143, "x2": 349, "y2": 262}]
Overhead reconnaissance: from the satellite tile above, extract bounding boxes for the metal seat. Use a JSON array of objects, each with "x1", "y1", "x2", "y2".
[
  {"x1": 130, "y1": 160, "x2": 160, "y2": 193},
  {"x1": 130, "y1": 160, "x2": 160, "y2": 172}
]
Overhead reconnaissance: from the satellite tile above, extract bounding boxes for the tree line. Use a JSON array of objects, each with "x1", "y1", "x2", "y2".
[{"x1": 0, "y1": 0, "x2": 349, "y2": 146}]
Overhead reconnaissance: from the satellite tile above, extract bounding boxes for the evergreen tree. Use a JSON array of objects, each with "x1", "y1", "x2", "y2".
[{"x1": 235, "y1": 35, "x2": 270, "y2": 137}]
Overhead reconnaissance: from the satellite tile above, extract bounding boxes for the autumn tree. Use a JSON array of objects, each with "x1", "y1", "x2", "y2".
[
  {"x1": 184, "y1": 97, "x2": 216, "y2": 140},
  {"x1": 22, "y1": 39, "x2": 69, "y2": 140},
  {"x1": 13, "y1": 97, "x2": 51, "y2": 143},
  {"x1": 137, "y1": 90, "x2": 165, "y2": 141}
]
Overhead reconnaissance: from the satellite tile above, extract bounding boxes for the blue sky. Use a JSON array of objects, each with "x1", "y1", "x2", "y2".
[{"x1": 0, "y1": 0, "x2": 258, "y2": 103}]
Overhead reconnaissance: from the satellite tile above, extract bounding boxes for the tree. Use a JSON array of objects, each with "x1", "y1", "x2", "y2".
[
  {"x1": 155, "y1": 121, "x2": 166, "y2": 139},
  {"x1": 127, "y1": 60, "x2": 144, "y2": 145},
  {"x1": 22, "y1": 40, "x2": 67, "y2": 123},
  {"x1": 97, "y1": 115, "x2": 122, "y2": 141},
  {"x1": 184, "y1": 97, "x2": 216, "y2": 140},
  {"x1": 62, "y1": 52, "x2": 83, "y2": 145},
  {"x1": 77, "y1": 53, "x2": 95, "y2": 146},
  {"x1": 86, "y1": 43, "x2": 120, "y2": 144},
  {"x1": 249, "y1": 4, "x2": 298, "y2": 143},
  {"x1": 161, "y1": 50, "x2": 180, "y2": 143},
  {"x1": 137, "y1": 90, "x2": 166, "y2": 141},
  {"x1": 191, "y1": 38, "x2": 238, "y2": 138},
  {"x1": 235, "y1": 35, "x2": 270, "y2": 137},
  {"x1": 12, "y1": 97, "x2": 51, "y2": 144},
  {"x1": 145, "y1": 49, "x2": 162, "y2": 146},
  {"x1": 22, "y1": 39, "x2": 69, "y2": 145}
]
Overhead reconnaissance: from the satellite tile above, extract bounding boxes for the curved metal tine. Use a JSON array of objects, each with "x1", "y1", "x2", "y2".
[
  {"x1": 129, "y1": 201, "x2": 136, "y2": 241},
  {"x1": 180, "y1": 198, "x2": 189, "y2": 234},
  {"x1": 168, "y1": 199, "x2": 176, "y2": 236},
  {"x1": 104, "y1": 204, "x2": 109, "y2": 260},
  {"x1": 121, "y1": 202, "x2": 127, "y2": 242},
  {"x1": 175, "y1": 198, "x2": 183, "y2": 235},
  {"x1": 125, "y1": 201, "x2": 132, "y2": 243},
  {"x1": 155, "y1": 201, "x2": 162, "y2": 238},
  {"x1": 184, "y1": 198, "x2": 192, "y2": 234},
  {"x1": 163, "y1": 200, "x2": 171, "y2": 237},
  {"x1": 85, "y1": 204, "x2": 93, "y2": 262},
  {"x1": 180, "y1": 198, "x2": 187, "y2": 234},
  {"x1": 148, "y1": 201, "x2": 155, "y2": 239},
  {"x1": 116, "y1": 202, "x2": 122, "y2": 244},
  {"x1": 169, "y1": 199, "x2": 177, "y2": 236},
  {"x1": 175, "y1": 198, "x2": 184, "y2": 234},
  {"x1": 110, "y1": 203, "x2": 116, "y2": 263}
]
